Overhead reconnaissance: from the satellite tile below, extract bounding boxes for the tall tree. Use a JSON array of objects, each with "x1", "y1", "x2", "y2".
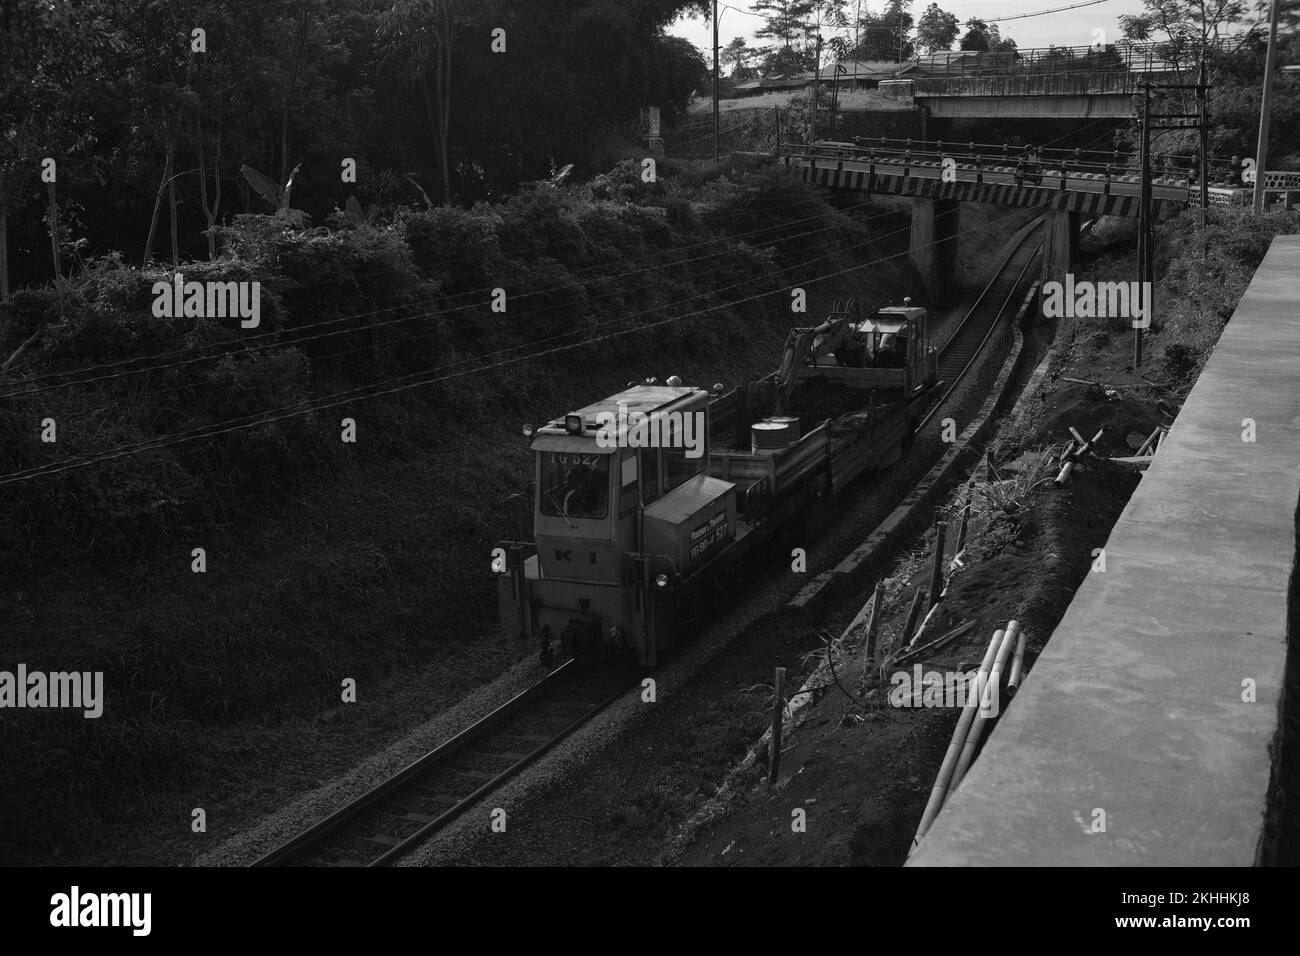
[
  {"x1": 959, "y1": 17, "x2": 992, "y2": 51},
  {"x1": 723, "y1": 36, "x2": 751, "y2": 75},
  {"x1": 754, "y1": 0, "x2": 817, "y2": 49},
  {"x1": 853, "y1": 1, "x2": 915, "y2": 61},
  {"x1": 380, "y1": 0, "x2": 458, "y2": 204},
  {"x1": 914, "y1": 3, "x2": 958, "y2": 54}
]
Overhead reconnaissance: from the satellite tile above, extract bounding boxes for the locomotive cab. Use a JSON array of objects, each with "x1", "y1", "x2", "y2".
[{"x1": 499, "y1": 384, "x2": 738, "y2": 666}]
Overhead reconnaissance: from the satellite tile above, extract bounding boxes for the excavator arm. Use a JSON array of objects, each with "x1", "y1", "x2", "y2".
[{"x1": 774, "y1": 300, "x2": 859, "y2": 414}]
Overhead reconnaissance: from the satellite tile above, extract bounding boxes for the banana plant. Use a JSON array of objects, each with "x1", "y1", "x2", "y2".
[
  {"x1": 240, "y1": 163, "x2": 312, "y2": 228},
  {"x1": 341, "y1": 196, "x2": 382, "y2": 232}
]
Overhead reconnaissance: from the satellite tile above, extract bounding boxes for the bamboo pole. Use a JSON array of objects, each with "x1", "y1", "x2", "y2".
[
  {"x1": 949, "y1": 621, "x2": 1020, "y2": 792},
  {"x1": 909, "y1": 628, "x2": 1003, "y2": 854},
  {"x1": 1135, "y1": 424, "x2": 1162, "y2": 457},
  {"x1": 1006, "y1": 626, "x2": 1028, "y2": 697},
  {"x1": 894, "y1": 620, "x2": 975, "y2": 667}
]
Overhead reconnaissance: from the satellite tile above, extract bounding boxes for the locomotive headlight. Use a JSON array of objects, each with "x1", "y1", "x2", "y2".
[
  {"x1": 654, "y1": 573, "x2": 670, "y2": 588},
  {"x1": 565, "y1": 414, "x2": 583, "y2": 434},
  {"x1": 522, "y1": 423, "x2": 535, "y2": 438}
]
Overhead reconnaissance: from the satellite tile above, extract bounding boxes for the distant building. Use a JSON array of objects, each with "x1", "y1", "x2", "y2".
[{"x1": 829, "y1": 60, "x2": 918, "y2": 89}]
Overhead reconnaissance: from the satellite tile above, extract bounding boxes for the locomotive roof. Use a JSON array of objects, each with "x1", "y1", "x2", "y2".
[
  {"x1": 569, "y1": 385, "x2": 701, "y2": 421},
  {"x1": 531, "y1": 385, "x2": 706, "y2": 452}
]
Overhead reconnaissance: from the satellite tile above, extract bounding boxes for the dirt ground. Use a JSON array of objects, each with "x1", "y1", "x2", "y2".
[
  {"x1": 676, "y1": 457, "x2": 1141, "y2": 866},
  {"x1": 673, "y1": 245, "x2": 1185, "y2": 867}
]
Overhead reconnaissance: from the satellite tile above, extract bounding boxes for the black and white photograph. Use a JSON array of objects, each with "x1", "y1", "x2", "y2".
[{"x1": 0, "y1": 0, "x2": 1295, "y2": 930}]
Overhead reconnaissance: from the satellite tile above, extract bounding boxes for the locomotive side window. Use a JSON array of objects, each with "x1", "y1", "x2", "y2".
[
  {"x1": 640, "y1": 448, "x2": 660, "y2": 505},
  {"x1": 663, "y1": 417, "x2": 705, "y2": 492},
  {"x1": 539, "y1": 452, "x2": 610, "y2": 520},
  {"x1": 619, "y1": 449, "x2": 639, "y2": 515}
]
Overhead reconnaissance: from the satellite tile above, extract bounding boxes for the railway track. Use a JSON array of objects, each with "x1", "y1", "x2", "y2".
[
  {"x1": 252, "y1": 660, "x2": 636, "y2": 866},
  {"x1": 913, "y1": 217, "x2": 1044, "y2": 433}
]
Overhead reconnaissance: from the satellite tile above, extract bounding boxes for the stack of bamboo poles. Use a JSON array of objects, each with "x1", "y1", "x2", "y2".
[{"x1": 908, "y1": 620, "x2": 1027, "y2": 856}]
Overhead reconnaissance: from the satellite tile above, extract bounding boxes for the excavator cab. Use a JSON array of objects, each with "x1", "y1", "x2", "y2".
[{"x1": 774, "y1": 298, "x2": 937, "y2": 411}]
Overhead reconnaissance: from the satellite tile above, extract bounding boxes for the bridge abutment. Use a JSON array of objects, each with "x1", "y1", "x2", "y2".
[
  {"x1": 909, "y1": 197, "x2": 960, "y2": 303},
  {"x1": 1041, "y1": 209, "x2": 1080, "y2": 292}
]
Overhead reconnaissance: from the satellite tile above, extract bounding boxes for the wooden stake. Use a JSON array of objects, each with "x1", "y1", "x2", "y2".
[
  {"x1": 928, "y1": 520, "x2": 946, "y2": 609},
  {"x1": 955, "y1": 483, "x2": 973, "y2": 553},
  {"x1": 865, "y1": 582, "x2": 883, "y2": 662},
  {"x1": 901, "y1": 588, "x2": 927, "y2": 646},
  {"x1": 768, "y1": 666, "x2": 786, "y2": 785}
]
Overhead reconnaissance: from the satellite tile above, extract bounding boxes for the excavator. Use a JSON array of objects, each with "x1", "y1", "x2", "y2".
[{"x1": 774, "y1": 298, "x2": 939, "y2": 413}]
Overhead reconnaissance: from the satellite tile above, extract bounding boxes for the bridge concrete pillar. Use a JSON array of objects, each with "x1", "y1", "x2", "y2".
[
  {"x1": 1041, "y1": 209, "x2": 1081, "y2": 294},
  {"x1": 909, "y1": 197, "x2": 960, "y2": 303}
]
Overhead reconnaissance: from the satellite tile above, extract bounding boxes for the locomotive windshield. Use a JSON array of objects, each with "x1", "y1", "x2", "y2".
[{"x1": 539, "y1": 452, "x2": 610, "y2": 521}]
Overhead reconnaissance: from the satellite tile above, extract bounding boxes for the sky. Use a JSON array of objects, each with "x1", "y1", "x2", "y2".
[{"x1": 669, "y1": 0, "x2": 1158, "y2": 61}]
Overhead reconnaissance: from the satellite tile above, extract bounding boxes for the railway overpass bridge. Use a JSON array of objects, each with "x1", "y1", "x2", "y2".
[
  {"x1": 872, "y1": 43, "x2": 1195, "y2": 122},
  {"x1": 779, "y1": 142, "x2": 1299, "y2": 301}
]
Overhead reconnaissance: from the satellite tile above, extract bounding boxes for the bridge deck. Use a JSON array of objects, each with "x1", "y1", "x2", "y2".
[{"x1": 909, "y1": 235, "x2": 1300, "y2": 866}]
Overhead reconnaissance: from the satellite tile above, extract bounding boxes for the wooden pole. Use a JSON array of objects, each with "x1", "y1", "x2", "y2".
[
  {"x1": 769, "y1": 666, "x2": 786, "y2": 784},
  {"x1": 928, "y1": 520, "x2": 946, "y2": 609},
  {"x1": 901, "y1": 587, "x2": 927, "y2": 646},
  {"x1": 864, "y1": 581, "x2": 883, "y2": 662},
  {"x1": 1136, "y1": 79, "x2": 1150, "y2": 368},
  {"x1": 713, "y1": 0, "x2": 720, "y2": 167},
  {"x1": 1253, "y1": 0, "x2": 1282, "y2": 214},
  {"x1": 955, "y1": 482, "x2": 973, "y2": 554},
  {"x1": 1197, "y1": 56, "x2": 1209, "y2": 256}
]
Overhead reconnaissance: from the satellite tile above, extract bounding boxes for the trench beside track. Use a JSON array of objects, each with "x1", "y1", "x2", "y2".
[
  {"x1": 912, "y1": 217, "x2": 1044, "y2": 434},
  {"x1": 252, "y1": 660, "x2": 636, "y2": 866}
]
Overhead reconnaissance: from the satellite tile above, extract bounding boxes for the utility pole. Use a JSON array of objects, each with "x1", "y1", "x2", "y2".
[
  {"x1": 1253, "y1": 0, "x2": 1281, "y2": 213},
  {"x1": 1198, "y1": 56, "x2": 1209, "y2": 256},
  {"x1": 898, "y1": 3, "x2": 904, "y2": 64},
  {"x1": 714, "y1": 0, "x2": 721, "y2": 167},
  {"x1": 1137, "y1": 80, "x2": 1152, "y2": 368},
  {"x1": 812, "y1": 31, "x2": 823, "y2": 142}
]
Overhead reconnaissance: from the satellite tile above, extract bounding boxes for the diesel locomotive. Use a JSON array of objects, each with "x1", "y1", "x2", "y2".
[{"x1": 496, "y1": 299, "x2": 938, "y2": 666}]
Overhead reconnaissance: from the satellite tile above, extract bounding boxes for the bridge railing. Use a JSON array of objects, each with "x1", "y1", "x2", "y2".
[
  {"x1": 782, "y1": 138, "x2": 1297, "y2": 208},
  {"x1": 788, "y1": 137, "x2": 1207, "y2": 185},
  {"x1": 912, "y1": 40, "x2": 1207, "y2": 80}
]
